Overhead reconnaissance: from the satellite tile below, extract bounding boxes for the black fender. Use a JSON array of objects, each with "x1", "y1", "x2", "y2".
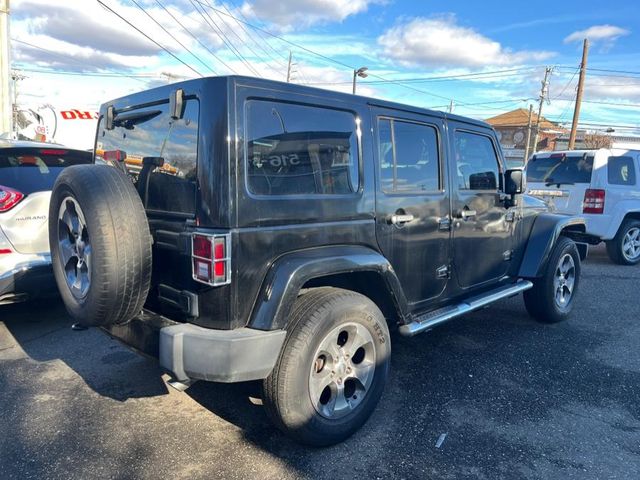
[
  {"x1": 518, "y1": 213, "x2": 587, "y2": 278},
  {"x1": 248, "y1": 245, "x2": 409, "y2": 331}
]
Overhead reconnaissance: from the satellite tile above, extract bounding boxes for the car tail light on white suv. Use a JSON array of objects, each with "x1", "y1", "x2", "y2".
[
  {"x1": 583, "y1": 189, "x2": 606, "y2": 214},
  {"x1": 191, "y1": 233, "x2": 231, "y2": 286},
  {"x1": 0, "y1": 185, "x2": 24, "y2": 212}
]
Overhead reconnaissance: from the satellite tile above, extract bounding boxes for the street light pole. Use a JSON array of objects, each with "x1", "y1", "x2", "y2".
[{"x1": 352, "y1": 67, "x2": 368, "y2": 94}]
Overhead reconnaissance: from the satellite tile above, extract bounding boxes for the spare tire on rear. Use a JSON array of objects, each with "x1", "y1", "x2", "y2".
[{"x1": 49, "y1": 165, "x2": 152, "y2": 326}]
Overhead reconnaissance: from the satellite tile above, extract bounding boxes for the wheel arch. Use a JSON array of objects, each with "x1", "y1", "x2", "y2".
[
  {"x1": 518, "y1": 213, "x2": 587, "y2": 278},
  {"x1": 247, "y1": 245, "x2": 410, "y2": 331}
]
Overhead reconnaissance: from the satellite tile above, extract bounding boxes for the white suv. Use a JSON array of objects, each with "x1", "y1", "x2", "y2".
[{"x1": 526, "y1": 149, "x2": 640, "y2": 265}]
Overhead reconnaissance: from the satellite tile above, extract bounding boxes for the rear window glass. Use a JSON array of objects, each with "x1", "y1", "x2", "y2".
[
  {"x1": 608, "y1": 156, "x2": 637, "y2": 185},
  {"x1": 97, "y1": 98, "x2": 199, "y2": 215},
  {"x1": 527, "y1": 154, "x2": 594, "y2": 184},
  {"x1": 0, "y1": 148, "x2": 92, "y2": 194},
  {"x1": 246, "y1": 100, "x2": 359, "y2": 196}
]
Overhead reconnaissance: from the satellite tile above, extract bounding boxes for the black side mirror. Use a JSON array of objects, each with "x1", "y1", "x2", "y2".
[{"x1": 505, "y1": 169, "x2": 525, "y2": 195}]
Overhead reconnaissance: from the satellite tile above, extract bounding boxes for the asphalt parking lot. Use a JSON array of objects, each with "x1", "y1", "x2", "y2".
[{"x1": 1, "y1": 244, "x2": 639, "y2": 480}]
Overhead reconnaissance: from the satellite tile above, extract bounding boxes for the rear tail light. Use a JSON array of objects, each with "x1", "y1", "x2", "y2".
[
  {"x1": 0, "y1": 249, "x2": 12, "y2": 255},
  {"x1": 191, "y1": 233, "x2": 231, "y2": 286},
  {"x1": 0, "y1": 185, "x2": 25, "y2": 213},
  {"x1": 583, "y1": 189, "x2": 605, "y2": 214},
  {"x1": 103, "y1": 150, "x2": 127, "y2": 162}
]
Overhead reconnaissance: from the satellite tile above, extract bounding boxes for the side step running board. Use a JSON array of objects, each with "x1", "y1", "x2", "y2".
[{"x1": 399, "y1": 280, "x2": 533, "y2": 337}]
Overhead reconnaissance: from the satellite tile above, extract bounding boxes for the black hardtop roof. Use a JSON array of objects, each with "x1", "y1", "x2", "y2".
[{"x1": 103, "y1": 75, "x2": 491, "y2": 130}]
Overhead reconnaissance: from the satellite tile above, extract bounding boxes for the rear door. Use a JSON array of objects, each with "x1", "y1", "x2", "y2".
[
  {"x1": 373, "y1": 107, "x2": 450, "y2": 308},
  {"x1": 449, "y1": 125, "x2": 513, "y2": 289},
  {"x1": 0, "y1": 147, "x2": 92, "y2": 254},
  {"x1": 526, "y1": 152, "x2": 595, "y2": 214}
]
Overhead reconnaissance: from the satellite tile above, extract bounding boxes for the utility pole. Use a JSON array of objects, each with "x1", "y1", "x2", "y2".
[
  {"x1": 532, "y1": 66, "x2": 552, "y2": 156},
  {"x1": 568, "y1": 39, "x2": 589, "y2": 150},
  {"x1": 286, "y1": 51, "x2": 292, "y2": 82},
  {"x1": 1, "y1": 0, "x2": 12, "y2": 135},
  {"x1": 523, "y1": 104, "x2": 533, "y2": 163},
  {"x1": 10, "y1": 69, "x2": 25, "y2": 135}
]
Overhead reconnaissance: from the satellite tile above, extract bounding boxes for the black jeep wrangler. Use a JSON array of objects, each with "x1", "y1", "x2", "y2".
[{"x1": 48, "y1": 76, "x2": 591, "y2": 446}]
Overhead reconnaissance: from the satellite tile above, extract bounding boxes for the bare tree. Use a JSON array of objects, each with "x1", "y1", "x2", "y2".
[{"x1": 583, "y1": 133, "x2": 613, "y2": 149}]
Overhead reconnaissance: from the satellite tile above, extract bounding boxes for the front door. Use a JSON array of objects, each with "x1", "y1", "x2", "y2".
[
  {"x1": 449, "y1": 126, "x2": 513, "y2": 289},
  {"x1": 373, "y1": 108, "x2": 450, "y2": 308}
]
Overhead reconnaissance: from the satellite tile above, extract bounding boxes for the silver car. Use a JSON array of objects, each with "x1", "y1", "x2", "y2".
[{"x1": 0, "y1": 140, "x2": 92, "y2": 304}]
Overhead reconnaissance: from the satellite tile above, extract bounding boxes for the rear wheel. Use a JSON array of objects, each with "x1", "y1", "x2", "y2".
[
  {"x1": 524, "y1": 236, "x2": 580, "y2": 323},
  {"x1": 49, "y1": 165, "x2": 152, "y2": 327},
  {"x1": 606, "y1": 220, "x2": 640, "y2": 265},
  {"x1": 262, "y1": 287, "x2": 391, "y2": 446}
]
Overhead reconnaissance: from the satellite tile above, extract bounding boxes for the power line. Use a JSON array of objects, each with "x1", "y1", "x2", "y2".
[
  {"x1": 10, "y1": 38, "x2": 150, "y2": 84},
  {"x1": 97, "y1": 0, "x2": 203, "y2": 78},
  {"x1": 306, "y1": 67, "x2": 538, "y2": 86},
  {"x1": 13, "y1": 66, "x2": 162, "y2": 78},
  {"x1": 153, "y1": 0, "x2": 238, "y2": 74},
  {"x1": 130, "y1": 0, "x2": 217, "y2": 75},
  {"x1": 202, "y1": 0, "x2": 282, "y2": 78},
  {"x1": 188, "y1": 0, "x2": 261, "y2": 77},
  {"x1": 218, "y1": 2, "x2": 288, "y2": 70},
  {"x1": 583, "y1": 99, "x2": 640, "y2": 108},
  {"x1": 190, "y1": 0, "x2": 456, "y2": 102}
]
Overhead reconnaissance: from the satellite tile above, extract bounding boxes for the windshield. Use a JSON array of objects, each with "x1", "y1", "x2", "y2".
[
  {"x1": 0, "y1": 147, "x2": 92, "y2": 194},
  {"x1": 526, "y1": 154, "x2": 594, "y2": 184}
]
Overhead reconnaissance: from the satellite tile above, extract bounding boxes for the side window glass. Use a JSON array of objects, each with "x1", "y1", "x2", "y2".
[
  {"x1": 454, "y1": 131, "x2": 500, "y2": 191},
  {"x1": 378, "y1": 118, "x2": 440, "y2": 193},
  {"x1": 608, "y1": 156, "x2": 637, "y2": 186},
  {"x1": 246, "y1": 100, "x2": 359, "y2": 196}
]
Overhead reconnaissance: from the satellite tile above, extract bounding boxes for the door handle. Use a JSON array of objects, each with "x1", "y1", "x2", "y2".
[
  {"x1": 454, "y1": 209, "x2": 477, "y2": 220},
  {"x1": 389, "y1": 213, "x2": 415, "y2": 225}
]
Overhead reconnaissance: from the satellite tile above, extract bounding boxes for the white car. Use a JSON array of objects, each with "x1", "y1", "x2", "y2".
[
  {"x1": 0, "y1": 140, "x2": 93, "y2": 304},
  {"x1": 526, "y1": 149, "x2": 640, "y2": 265}
]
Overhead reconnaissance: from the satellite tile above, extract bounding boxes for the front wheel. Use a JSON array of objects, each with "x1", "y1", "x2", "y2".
[
  {"x1": 524, "y1": 236, "x2": 581, "y2": 323},
  {"x1": 262, "y1": 287, "x2": 391, "y2": 447}
]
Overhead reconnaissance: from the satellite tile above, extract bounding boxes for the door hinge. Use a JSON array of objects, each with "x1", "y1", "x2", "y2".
[{"x1": 436, "y1": 265, "x2": 451, "y2": 279}]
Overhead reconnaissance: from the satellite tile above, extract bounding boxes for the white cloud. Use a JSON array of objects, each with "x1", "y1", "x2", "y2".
[
  {"x1": 11, "y1": 0, "x2": 228, "y2": 72},
  {"x1": 241, "y1": 0, "x2": 378, "y2": 29},
  {"x1": 564, "y1": 24, "x2": 630, "y2": 45},
  {"x1": 377, "y1": 16, "x2": 555, "y2": 68}
]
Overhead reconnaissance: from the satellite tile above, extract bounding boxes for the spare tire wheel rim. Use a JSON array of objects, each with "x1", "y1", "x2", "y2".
[
  {"x1": 553, "y1": 253, "x2": 575, "y2": 309},
  {"x1": 622, "y1": 227, "x2": 640, "y2": 262},
  {"x1": 58, "y1": 196, "x2": 91, "y2": 299},
  {"x1": 308, "y1": 322, "x2": 377, "y2": 420}
]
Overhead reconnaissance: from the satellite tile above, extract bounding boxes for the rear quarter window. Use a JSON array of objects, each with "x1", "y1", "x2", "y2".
[
  {"x1": 608, "y1": 156, "x2": 637, "y2": 186},
  {"x1": 245, "y1": 100, "x2": 360, "y2": 196}
]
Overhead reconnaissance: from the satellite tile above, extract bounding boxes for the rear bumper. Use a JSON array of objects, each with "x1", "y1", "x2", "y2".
[
  {"x1": 104, "y1": 312, "x2": 287, "y2": 384},
  {"x1": 0, "y1": 255, "x2": 55, "y2": 304},
  {"x1": 160, "y1": 324, "x2": 287, "y2": 383}
]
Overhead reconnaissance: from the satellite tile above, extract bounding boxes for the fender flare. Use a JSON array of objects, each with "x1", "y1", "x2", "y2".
[
  {"x1": 518, "y1": 213, "x2": 587, "y2": 278},
  {"x1": 248, "y1": 245, "x2": 409, "y2": 331}
]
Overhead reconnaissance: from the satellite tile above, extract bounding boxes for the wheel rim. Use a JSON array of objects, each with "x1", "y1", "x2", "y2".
[
  {"x1": 553, "y1": 253, "x2": 575, "y2": 309},
  {"x1": 308, "y1": 322, "x2": 377, "y2": 420},
  {"x1": 57, "y1": 196, "x2": 91, "y2": 299},
  {"x1": 622, "y1": 227, "x2": 640, "y2": 262}
]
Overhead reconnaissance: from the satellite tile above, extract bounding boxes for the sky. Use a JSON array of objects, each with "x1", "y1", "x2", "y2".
[{"x1": 8, "y1": 0, "x2": 640, "y2": 134}]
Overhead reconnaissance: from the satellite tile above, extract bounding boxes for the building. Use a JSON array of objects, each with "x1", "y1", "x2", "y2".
[
  {"x1": 485, "y1": 108, "x2": 563, "y2": 167},
  {"x1": 555, "y1": 131, "x2": 640, "y2": 150}
]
